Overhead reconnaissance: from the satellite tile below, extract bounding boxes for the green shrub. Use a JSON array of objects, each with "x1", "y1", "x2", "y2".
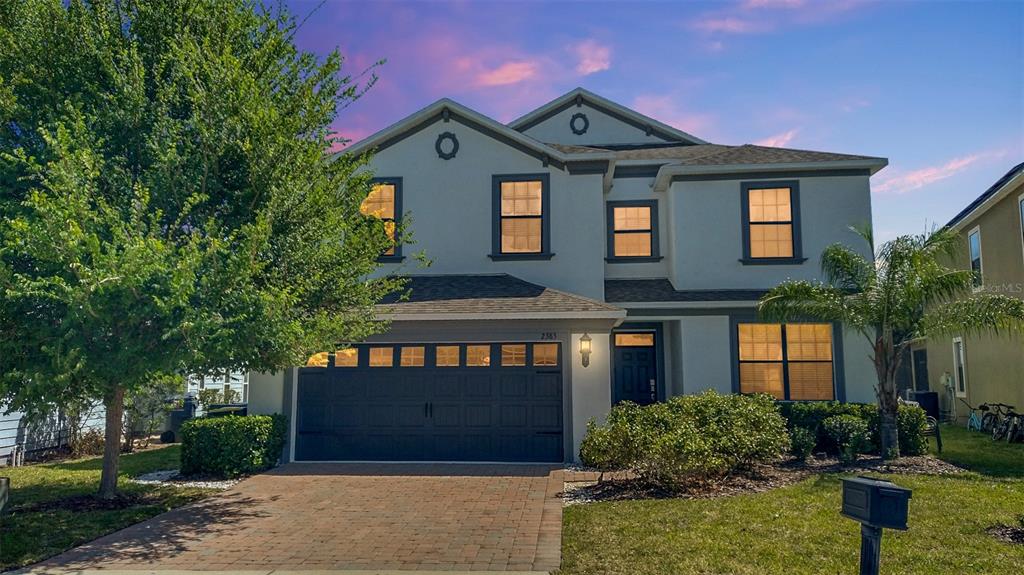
[
  {"x1": 180, "y1": 414, "x2": 287, "y2": 478},
  {"x1": 580, "y1": 391, "x2": 790, "y2": 490},
  {"x1": 789, "y1": 427, "x2": 817, "y2": 461},
  {"x1": 822, "y1": 414, "x2": 870, "y2": 463},
  {"x1": 779, "y1": 401, "x2": 929, "y2": 456}
]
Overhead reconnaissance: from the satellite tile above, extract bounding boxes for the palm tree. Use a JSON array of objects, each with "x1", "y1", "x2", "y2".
[{"x1": 758, "y1": 226, "x2": 1024, "y2": 459}]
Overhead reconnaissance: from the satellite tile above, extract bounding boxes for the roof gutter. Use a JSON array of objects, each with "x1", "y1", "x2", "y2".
[
  {"x1": 652, "y1": 158, "x2": 890, "y2": 193},
  {"x1": 948, "y1": 168, "x2": 1024, "y2": 232},
  {"x1": 376, "y1": 310, "x2": 628, "y2": 322}
]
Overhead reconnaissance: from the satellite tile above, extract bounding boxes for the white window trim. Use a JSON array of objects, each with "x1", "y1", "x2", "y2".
[
  {"x1": 952, "y1": 336, "x2": 968, "y2": 398},
  {"x1": 1018, "y1": 192, "x2": 1024, "y2": 268},
  {"x1": 967, "y1": 225, "x2": 983, "y2": 292}
]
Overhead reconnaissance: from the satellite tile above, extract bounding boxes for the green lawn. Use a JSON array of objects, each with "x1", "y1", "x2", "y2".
[
  {"x1": 0, "y1": 445, "x2": 212, "y2": 570},
  {"x1": 559, "y1": 426, "x2": 1024, "y2": 574}
]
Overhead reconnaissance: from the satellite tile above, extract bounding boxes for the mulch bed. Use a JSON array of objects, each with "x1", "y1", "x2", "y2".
[
  {"x1": 986, "y1": 522, "x2": 1024, "y2": 545},
  {"x1": 562, "y1": 454, "x2": 966, "y2": 505},
  {"x1": 14, "y1": 492, "x2": 162, "y2": 513}
]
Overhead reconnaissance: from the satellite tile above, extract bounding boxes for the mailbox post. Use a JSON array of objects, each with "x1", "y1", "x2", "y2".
[{"x1": 840, "y1": 476, "x2": 912, "y2": 575}]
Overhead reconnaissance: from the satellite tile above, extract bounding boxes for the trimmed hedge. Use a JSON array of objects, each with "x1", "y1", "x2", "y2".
[
  {"x1": 822, "y1": 415, "x2": 870, "y2": 463},
  {"x1": 180, "y1": 414, "x2": 288, "y2": 478},
  {"x1": 580, "y1": 391, "x2": 790, "y2": 490},
  {"x1": 778, "y1": 401, "x2": 928, "y2": 456}
]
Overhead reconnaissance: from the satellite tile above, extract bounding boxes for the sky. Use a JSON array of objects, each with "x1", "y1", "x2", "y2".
[{"x1": 285, "y1": 0, "x2": 1023, "y2": 244}]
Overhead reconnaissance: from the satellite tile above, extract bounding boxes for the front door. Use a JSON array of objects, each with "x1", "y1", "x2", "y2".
[{"x1": 613, "y1": 332, "x2": 658, "y2": 405}]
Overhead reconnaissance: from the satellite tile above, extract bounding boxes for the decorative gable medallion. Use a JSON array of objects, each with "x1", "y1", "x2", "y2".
[
  {"x1": 435, "y1": 132, "x2": 459, "y2": 160},
  {"x1": 570, "y1": 112, "x2": 589, "y2": 135}
]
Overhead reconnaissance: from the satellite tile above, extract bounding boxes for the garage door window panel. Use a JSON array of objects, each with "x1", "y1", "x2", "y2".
[
  {"x1": 335, "y1": 348, "x2": 359, "y2": 367},
  {"x1": 436, "y1": 345, "x2": 461, "y2": 367},
  {"x1": 467, "y1": 345, "x2": 492, "y2": 367},
  {"x1": 532, "y1": 343, "x2": 559, "y2": 366},
  {"x1": 501, "y1": 344, "x2": 527, "y2": 366},
  {"x1": 369, "y1": 347, "x2": 394, "y2": 367},
  {"x1": 400, "y1": 346, "x2": 425, "y2": 367}
]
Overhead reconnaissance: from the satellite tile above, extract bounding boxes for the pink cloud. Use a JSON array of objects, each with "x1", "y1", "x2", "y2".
[
  {"x1": 873, "y1": 150, "x2": 1008, "y2": 195},
  {"x1": 631, "y1": 95, "x2": 716, "y2": 137},
  {"x1": 475, "y1": 61, "x2": 540, "y2": 87},
  {"x1": 571, "y1": 39, "x2": 612, "y2": 75},
  {"x1": 740, "y1": 0, "x2": 807, "y2": 9},
  {"x1": 753, "y1": 128, "x2": 799, "y2": 147},
  {"x1": 690, "y1": 16, "x2": 762, "y2": 34}
]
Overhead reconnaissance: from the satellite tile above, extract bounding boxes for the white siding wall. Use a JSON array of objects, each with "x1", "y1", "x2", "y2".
[
  {"x1": 247, "y1": 371, "x2": 285, "y2": 416},
  {"x1": 520, "y1": 103, "x2": 670, "y2": 146},
  {"x1": 604, "y1": 176, "x2": 672, "y2": 279},
  {"x1": 678, "y1": 316, "x2": 735, "y2": 395},
  {"x1": 368, "y1": 121, "x2": 607, "y2": 300},
  {"x1": 668, "y1": 175, "x2": 874, "y2": 290}
]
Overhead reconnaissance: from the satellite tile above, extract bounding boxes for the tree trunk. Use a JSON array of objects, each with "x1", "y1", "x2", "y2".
[
  {"x1": 877, "y1": 373, "x2": 901, "y2": 460},
  {"x1": 873, "y1": 334, "x2": 901, "y2": 460},
  {"x1": 98, "y1": 386, "x2": 125, "y2": 499}
]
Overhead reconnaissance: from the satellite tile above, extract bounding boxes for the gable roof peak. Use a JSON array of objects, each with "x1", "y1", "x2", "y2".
[{"x1": 508, "y1": 88, "x2": 708, "y2": 145}]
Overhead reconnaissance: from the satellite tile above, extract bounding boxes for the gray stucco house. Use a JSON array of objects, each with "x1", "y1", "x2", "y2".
[{"x1": 248, "y1": 88, "x2": 888, "y2": 464}]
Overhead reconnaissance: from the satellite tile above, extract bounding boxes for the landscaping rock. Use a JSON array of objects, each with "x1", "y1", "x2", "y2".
[{"x1": 131, "y1": 469, "x2": 239, "y2": 490}]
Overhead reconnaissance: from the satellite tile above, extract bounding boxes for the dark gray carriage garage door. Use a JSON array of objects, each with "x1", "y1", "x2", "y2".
[{"x1": 295, "y1": 342, "x2": 563, "y2": 462}]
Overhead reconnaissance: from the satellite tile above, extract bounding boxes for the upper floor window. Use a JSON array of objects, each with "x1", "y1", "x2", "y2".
[
  {"x1": 968, "y1": 226, "x2": 982, "y2": 289},
  {"x1": 361, "y1": 178, "x2": 402, "y2": 260},
  {"x1": 741, "y1": 181, "x2": 804, "y2": 264},
  {"x1": 491, "y1": 174, "x2": 552, "y2": 260},
  {"x1": 737, "y1": 322, "x2": 834, "y2": 401},
  {"x1": 606, "y1": 200, "x2": 660, "y2": 261}
]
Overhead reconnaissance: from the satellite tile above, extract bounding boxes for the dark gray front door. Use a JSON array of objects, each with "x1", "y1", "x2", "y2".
[
  {"x1": 613, "y1": 332, "x2": 658, "y2": 405},
  {"x1": 295, "y1": 344, "x2": 563, "y2": 462}
]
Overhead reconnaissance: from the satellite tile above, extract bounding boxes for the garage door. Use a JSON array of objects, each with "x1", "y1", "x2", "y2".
[{"x1": 295, "y1": 342, "x2": 563, "y2": 462}]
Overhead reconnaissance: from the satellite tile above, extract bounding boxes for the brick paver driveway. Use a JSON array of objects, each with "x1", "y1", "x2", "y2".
[{"x1": 34, "y1": 463, "x2": 563, "y2": 574}]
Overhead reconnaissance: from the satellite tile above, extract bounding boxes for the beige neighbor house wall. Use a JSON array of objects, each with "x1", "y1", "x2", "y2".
[{"x1": 919, "y1": 173, "x2": 1024, "y2": 420}]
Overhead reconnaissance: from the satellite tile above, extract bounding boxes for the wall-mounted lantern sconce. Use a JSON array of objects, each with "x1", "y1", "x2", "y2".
[{"x1": 579, "y1": 333, "x2": 592, "y2": 367}]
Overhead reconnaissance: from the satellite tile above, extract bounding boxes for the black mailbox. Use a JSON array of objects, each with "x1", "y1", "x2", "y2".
[{"x1": 841, "y1": 476, "x2": 912, "y2": 530}]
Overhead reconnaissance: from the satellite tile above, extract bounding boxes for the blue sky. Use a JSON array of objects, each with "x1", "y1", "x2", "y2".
[{"x1": 287, "y1": 0, "x2": 1023, "y2": 244}]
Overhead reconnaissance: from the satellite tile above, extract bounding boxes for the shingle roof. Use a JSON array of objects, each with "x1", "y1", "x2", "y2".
[
  {"x1": 946, "y1": 161, "x2": 1024, "y2": 229},
  {"x1": 379, "y1": 274, "x2": 624, "y2": 318},
  {"x1": 548, "y1": 142, "x2": 882, "y2": 166},
  {"x1": 605, "y1": 279, "x2": 767, "y2": 303}
]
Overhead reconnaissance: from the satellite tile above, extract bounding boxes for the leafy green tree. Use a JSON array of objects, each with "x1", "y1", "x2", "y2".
[
  {"x1": 0, "y1": 0, "x2": 401, "y2": 497},
  {"x1": 759, "y1": 227, "x2": 1024, "y2": 458},
  {"x1": 123, "y1": 374, "x2": 183, "y2": 452}
]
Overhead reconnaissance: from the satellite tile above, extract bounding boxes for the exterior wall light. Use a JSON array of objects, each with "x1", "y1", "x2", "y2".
[{"x1": 579, "y1": 333, "x2": 592, "y2": 367}]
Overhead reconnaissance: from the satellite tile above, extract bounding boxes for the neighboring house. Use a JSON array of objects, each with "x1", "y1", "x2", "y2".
[
  {"x1": 186, "y1": 371, "x2": 250, "y2": 404},
  {"x1": 248, "y1": 88, "x2": 888, "y2": 463},
  {"x1": 0, "y1": 402, "x2": 105, "y2": 466},
  {"x1": 912, "y1": 162, "x2": 1024, "y2": 420}
]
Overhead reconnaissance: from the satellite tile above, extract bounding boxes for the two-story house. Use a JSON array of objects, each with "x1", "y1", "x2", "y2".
[
  {"x1": 248, "y1": 88, "x2": 888, "y2": 463},
  {"x1": 911, "y1": 162, "x2": 1024, "y2": 420}
]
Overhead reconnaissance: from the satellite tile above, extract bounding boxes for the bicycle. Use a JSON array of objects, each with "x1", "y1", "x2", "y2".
[
  {"x1": 989, "y1": 403, "x2": 1019, "y2": 440},
  {"x1": 1003, "y1": 412, "x2": 1024, "y2": 444},
  {"x1": 960, "y1": 399, "x2": 984, "y2": 431},
  {"x1": 982, "y1": 403, "x2": 1015, "y2": 436}
]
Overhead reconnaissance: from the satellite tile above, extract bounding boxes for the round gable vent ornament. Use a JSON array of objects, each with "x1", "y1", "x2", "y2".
[
  {"x1": 570, "y1": 112, "x2": 589, "y2": 135},
  {"x1": 435, "y1": 131, "x2": 459, "y2": 160}
]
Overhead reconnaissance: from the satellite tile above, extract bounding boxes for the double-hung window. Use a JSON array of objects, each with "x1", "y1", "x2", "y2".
[
  {"x1": 491, "y1": 174, "x2": 552, "y2": 259},
  {"x1": 968, "y1": 226, "x2": 983, "y2": 289},
  {"x1": 737, "y1": 323, "x2": 835, "y2": 400},
  {"x1": 741, "y1": 181, "x2": 803, "y2": 263},
  {"x1": 607, "y1": 200, "x2": 660, "y2": 261},
  {"x1": 361, "y1": 178, "x2": 402, "y2": 260}
]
